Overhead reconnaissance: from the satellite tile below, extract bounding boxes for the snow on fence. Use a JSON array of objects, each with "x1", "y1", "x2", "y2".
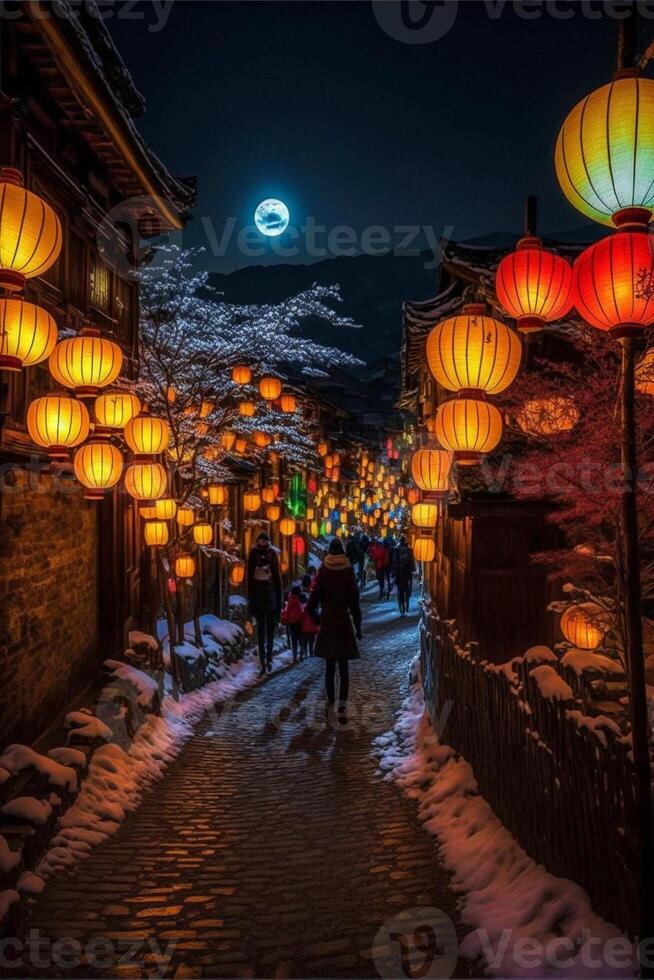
[{"x1": 420, "y1": 598, "x2": 638, "y2": 937}]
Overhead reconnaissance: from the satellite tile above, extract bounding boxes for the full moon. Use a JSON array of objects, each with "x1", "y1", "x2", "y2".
[{"x1": 254, "y1": 198, "x2": 290, "y2": 237}]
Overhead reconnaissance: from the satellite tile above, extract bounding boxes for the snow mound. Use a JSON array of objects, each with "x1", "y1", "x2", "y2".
[
  {"x1": 529, "y1": 665, "x2": 574, "y2": 702},
  {"x1": 0, "y1": 744, "x2": 77, "y2": 793},
  {"x1": 104, "y1": 660, "x2": 160, "y2": 709}
]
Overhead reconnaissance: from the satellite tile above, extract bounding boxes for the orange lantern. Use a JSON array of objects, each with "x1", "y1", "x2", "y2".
[
  {"x1": 266, "y1": 504, "x2": 281, "y2": 522},
  {"x1": 27, "y1": 394, "x2": 90, "y2": 460},
  {"x1": 434, "y1": 399, "x2": 503, "y2": 465},
  {"x1": 280, "y1": 393, "x2": 297, "y2": 413},
  {"x1": 175, "y1": 555, "x2": 196, "y2": 578},
  {"x1": 239, "y1": 400, "x2": 256, "y2": 417},
  {"x1": 177, "y1": 507, "x2": 195, "y2": 526},
  {"x1": 253, "y1": 430, "x2": 271, "y2": 447},
  {"x1": 243, "y1": 490, "x2": 261, "y2": 512},
  {"x1": 413, "y1": 535, "x2": 435, "y2": 563},
  {"x1": 0, "y1": 168, "x2": 62, "y2": 291},
  {"x1": 144, "y1": 520, "x2": 169, "y2": 547},
  {"x1": 230, "y1": 561, "x2": 245, "y2": 585},
  {"x1": 124, "y1": 462, "x2": 167, "y2": 500},
  {"x1": 200, "y1": 399, "x2": 214, "y2": 418},
  {"x1": 232, "y1": 364, "x2": 252, "y2": 385},
  {"x1": 495, "y1": 238, "x2": 574, "y2": 333},
  {"x1": 94, "y1": 390, "x2": 141, "y2": 430},
  {"x1": 317, "y1": 440, "x2": 329, "y2": 457},
  {"x1": 221, "y1": 430, "x2": 236, "y2": 451},
  {"x1": 411, "y1": 449, "x2": 452, "y2": 496},
  {"x1": 560, "y1": 603, "x2": 607, "y2": 651},
  {"x1": 235, "y1": 436, "x2": 248, "y2": 454},
  {"x1": 49, "y1": 327, "x2": 122, "y2": 397},
  {"x1": 280, "y1": 558, "x2": 290, "y2": 573},
  {"x1": 73, "y1": 440, "x2": 124, "y2": 499},
  {"x1": 574, "y1": 228, "x2": 654, "y2": 336},
  {"x1": 516, "y1": 397, "x2": 580, "y2": 437},
  {"x1": 208, "y1": 484, "x2": 228, "y2": 506},
  {"x1": 412, "y1": 502, "x2": 438, "y2": 529},
  {"x1": 124, "y1": 414, "x2": 170, "y2": 455},
  {"x1": 0, "y1": 298, "x2": 58, "y2": 371},
  {"x1": 155, "y1": 497, "x2": 178, "y2": 521},
  {"x1": 426, "y1": 304, "x2": 521, "y2": 395},
  {"x1": 261, "y1": 485, "x2": 277, "y2": 504},
  {"x1": 139, "y1": 505, "x2": 158, "y2": 519},
  {"x1": 259, "y1": 376, "x2": 282, "y2": 400},
  {"x1": 280, "y1": 516, "x2": 296, "y2": 536},
  {"x1": 407, "y1": 487, "x2": 420, "y2": 505},
  {"x1": 193, "y1": 522, "x2": 213, "y2": 545}
]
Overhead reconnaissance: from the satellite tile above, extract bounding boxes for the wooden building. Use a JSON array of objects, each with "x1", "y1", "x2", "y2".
[{"x1": 0, "y1": 1, "x2": 194, "y2": 745}]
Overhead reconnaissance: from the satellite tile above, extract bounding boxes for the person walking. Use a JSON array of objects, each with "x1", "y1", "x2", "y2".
[
  {"x1": 247, "y1": 532, "x2": 282, "y2": 675},
  {"x1": 306, "y1": 538, "x2": 362, "y2": 724},
  {"x1": 383, "y1": 534, "x2": 396, "y2": 600},
  {"x1": 392, "y1": 535, "x2": 415, "y2": 617},
  {"x1": 281, "y1": 584, "x2": 304, "y2": 663},
  {"x1": 367, "y1": 537, "x2": 389, "y2": 600},
  {"x1": 354, "y1": 530, "x2": 368, "y2": 587},
  {"x1": 345, "y1": 533, "x2": 364, "y2": 584}
]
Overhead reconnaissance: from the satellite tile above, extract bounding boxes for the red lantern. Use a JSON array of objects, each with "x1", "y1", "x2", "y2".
[
  {"x1": 292, "y1": 535, "x2": 306, "y2": 556},
  {"x1": 496, "y1": 236, "x2": 574, "y2": 333},
  {"x1": 574, "y1": 228, "x2": 654, "y2": 337}
]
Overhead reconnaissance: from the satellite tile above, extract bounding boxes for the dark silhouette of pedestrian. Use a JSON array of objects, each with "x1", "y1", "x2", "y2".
[
  {"x1": 247, "y1": 532, "x2": 282, "y2": 675},
  {"x1": 383, "y1": 535, "x2": 396, "y2": 599},
  {"x1": 306, "y1": 538, "x2": 362, "y2": 724},
  {"x1": 368, "y1": 537, "x2": 389, "y2": 600},
  {"x1": 392, "y1": 535, "x2": 415, "y2": 616},
  {"x1": 281, "y1": 584, "x2": 304, "y2": 663}
]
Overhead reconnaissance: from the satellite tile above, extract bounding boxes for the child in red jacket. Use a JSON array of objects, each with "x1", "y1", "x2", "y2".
[{"x1": 281, "y1": 585, "x2": 304, "y2": 663}]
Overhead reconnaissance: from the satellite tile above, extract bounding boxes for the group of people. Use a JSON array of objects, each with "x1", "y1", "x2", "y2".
[
  {"x1": 246, "y1": 525, "x2": 416, "y2": 720},
  {"x1": 345, "y1": 530, "x2": 416, "y2": 616}
]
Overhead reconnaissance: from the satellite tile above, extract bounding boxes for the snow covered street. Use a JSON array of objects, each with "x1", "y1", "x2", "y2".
[{"x1": 14, "y1": 588, "x2": 469, "y2": 978}]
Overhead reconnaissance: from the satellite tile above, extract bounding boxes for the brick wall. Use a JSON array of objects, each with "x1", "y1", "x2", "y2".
[{"x1": 0, "y1": 467, "x2": 99, "y2": 746}]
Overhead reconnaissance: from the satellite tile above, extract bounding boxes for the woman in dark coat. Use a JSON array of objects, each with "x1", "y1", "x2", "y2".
[
  {"x1": 247, "y1": 532, "x2": 282, "y2": 675},
  {"x1": 306, "y1": 538, "x2": 362, "y2": 722}
]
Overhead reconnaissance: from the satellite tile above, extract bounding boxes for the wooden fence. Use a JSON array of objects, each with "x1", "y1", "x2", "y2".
[{"x1": 420, "y1": 598, "x2": 638, "y2": 935}]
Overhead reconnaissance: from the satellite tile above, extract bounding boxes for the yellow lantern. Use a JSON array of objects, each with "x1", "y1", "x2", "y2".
[
  {"x1": 208, "y1": 484, "x2": 228, "y2": 506},
  {"x1": 27, "y1": 394, "x2": 90, "y2": 460},
  {"x1": 73, "y1": 440, "x2": 124, "y2": 499},
  {"x1": 280, "y1": 393, "x2": 297, "y2": 413},
  {"x1": 235, "y1": 437, "x2": 248, "y2": 454},
  {"x1": 280, "y1": 516, "x2": 296, "y2": 536},
  {"x1": 259, "y1": 376, "x2": 282, "y2": 400},
  {"x1": 177, "y1": 507, "x2": 195, "y2": 526},
  {"x1": 426, "y1": 304, "x2": 521, "y2": 396},
  {"x1": 230, "y1": 561, "x2": 245, "y2": 585},
  {"x1": 124, "y1": 414, "x2": 169, "y2": 456},
  {"x1": 555, "y1": 72, "x2": 654, "y2": 228},
  {"x1": 193, "y1": 523, "x2": 213, "y2": 545},
  {"x1": 324, "y1": 520, "x2": 332, "y2": 535},
  {"x1": 412, "y1": 502, "x2": 438, "y2": 529},
  {"x1": 0, "y1": 298, "x2": 57, "y2": 371},
  {"x1": 140, "y1": 505, "x2": 158, "y2": 519},
  {"x1": 94, "y1": 390, "x2": 141, "y2": 430},
  {"x1": 243, "y1": 490, "x2": 261, "y2": 512},
  {"x1": 221, "y1": 430, "x2": 236, "y2": 451},
  {"x1": 49, "y1": 327, "x2": 123, "y2": 397},
  {"x1": 310, "y1": 519, "x2": 319, "y2": 537},
  {"x1": 124, "y1": 462, "x2": 167, "y2": 500},
  {"x1": 0, "y1": 168, "x2": 62, "y2": 290},
  {"x1": 253, "y1": 430, "x2": 271, "y2": 447},
  {"x1": 239, "y1": 400, "x2": 256, "y2": 417},
  {"x1": 144, "y1": 520, "x2": 169, "y2": 547},
  {"x1": 317, "y1": 440, "x2": 329, "y2": 457},
  {"x1": 200, "y1": 399, "x2": 214, "y2": 418},
  {"x1": 306, "y1": 506, "x2": 315, "y2": 520},
  {"x1": 266, "y1": 504, "x2": 281, "y2": 521},
  {"x1": 411, "y1": 449, "x2": 452, "y2": 495},
  {"x1": 155, "y1": 497, "x2": 178, "y2": 520},
  {"x1": 435, "y1": 398, "x2": 503, "y2": 464},
  {"x1": 560, "y1": 603, "x2": 608, "y2": 650},
  {"x1": 261, "y1": 485, "x2": 276, "y2": 504},
  {"x1": 175, "y1": 555, "x2": 196, "y2": 578},
  {"x1": 232, "y1": 364, "x2": 252, "y2": 385},
  {"x1": 413, "y1": 535, "x2": 435, "y2": 563}
]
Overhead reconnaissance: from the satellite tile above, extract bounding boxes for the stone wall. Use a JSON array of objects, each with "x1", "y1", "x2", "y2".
[{"x1": 0, "y1": 466, "x2": 99, "y2": 746}]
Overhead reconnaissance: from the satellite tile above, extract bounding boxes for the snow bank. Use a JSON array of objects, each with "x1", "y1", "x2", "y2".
[
  {"x1": 104, "y1": 660, "x2": 160, "y2": 709},
  {"x1": 374, "y1": 659, "x2": 634, "y2": 978},
  {"x1": 0, "y1": 744, "x2": 77, "y2": 793},
  {"x1": 199, "y1": 614, "x2": 244, "y2": 646},
  {"x1": 561, "y1": 650, "x2": 624, "y2": 677},
  {"x1": 529, "y1": 665, "x2": 574, "y2": 702},
  {"x1": 64, "y1": 711, "x2": 112, "y2": 744},
  {"x1": 2, "y1": 797, "x2": 52, "y2": 825}
]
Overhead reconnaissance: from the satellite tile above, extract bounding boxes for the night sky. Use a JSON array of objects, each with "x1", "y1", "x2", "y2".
[{"x1": 107, "y1": 2, "x2": 634, "y2": 273}]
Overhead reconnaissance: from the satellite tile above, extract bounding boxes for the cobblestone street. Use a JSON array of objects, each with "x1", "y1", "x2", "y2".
[{"x1": 21, "y1": 588, "x2": 466, "y2": 978}]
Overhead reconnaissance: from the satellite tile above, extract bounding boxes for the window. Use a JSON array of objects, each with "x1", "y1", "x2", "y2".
[{"x1": 90, "y1": 253, "x2": 111, "y2": 312}]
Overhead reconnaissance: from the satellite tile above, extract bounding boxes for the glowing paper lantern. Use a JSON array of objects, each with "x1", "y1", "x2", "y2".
[
  {"x1": 261, "y1": 485, "x2": 277, "y2": 504},
  {"x1": 177, "y1": 507, "x2": 195, "y2": 526},
  {"x1": 495, "y1": 238, "x2": 574, "y2": 333},
  {"x1": 235, "y1": 437, "x2": 248, "y2": 454},
  {"x1": 413, "y1": 536, "x2": 435, "y2": 563},
  {"x1": 155, "y1": 497, "x2": 178, "y2": 521},
  {"x1": 280, "y1": 516, "x2": 297, "y2": 536},
  {"x1": 636, "y1": 348, "x2": 654, "y2": 395},
  {"x1": 435, "y1": 398, "x2": 503, "y2": 464},
  {"x1": 49, "y1": 327, "x2": 122, "y2": 397},
  {"x1": 144, "y1": 521, "x2": 169, "y2": 547},
  {"x1": 0, "y1": 168, "x2": 62, "y2": 290},
  {"x1": 266, "y1": 504, "x2": 281, "y2": 522},
  {"x1": 560, "y1": 603, "x2": 607, "y2": 650},
  {"x1": 411, "y1": 449, "x2": 452, "y2": 496},
  {"x1": 259, "y1": 376, "x2": 282, "y2": 400},
  {"x1": 280, "y1": 393, "x2": 297, "y2": 413},
  {"x1": 239, "y1": 400, "x2": 256, "y2": 417},
  {"x1": 230, "y1": 561, "x2": 245, "y2": 585},
  {"x1": 426, "y1": 304, "x2": 521, "y2": 395},
  {"x1": 555, "y1": 72, "x2": 654, "y2": 228},
  {"x1": 232, "y1": 364, "x2": 252, "y2": 385},
  {"x1": 516, "y1": 397, "x2": 580, "y2": 436},
  {"x1": 73, "y1": 441, "x2": 124, "y2": 499},
  {"x1": 221, "y1": 430, "x2": 236, "y2": 451},
  {"x1": 94, "y1": 390, "x2": 141, "y2": 430},
  {"x1": 193, "y1": 523, "x2": 213, "y2": 545},
  {"x1": 124, "y1": 415, "x2": 170, "y2": 455},
  {"x1": 243, "y1": 490, "x2": 261, "y2": 512},
  {"x1": 253, "y1": 430, "x2": 271, "y2": 447},
  {"x1": 200, "y1": 399, "x2": 214, "y2": 418},
  {"x1": 292, "y1": 535, "x2": 306, "y2": 556},
  {"x1": 574, "y1": 229, "x2": 654, "y2": 336},
  {"x1": 317, "y1": 440, "x2": 329, "y2": 457},
  {"x1": 140, "y1": 505, "x2": 157, "y2": 519},
  {"x1": 412, "y1": 502, "x2": 438, "y2": 528},
  {"x1": 208, "y1": 484, "x2": 228, "y2": 506},
  {"x1": 124, "y1": 462, "x2": 167, "y2": 500},
  {"x1": 27, "y1": 394, "x2": 90, "y2": 460},
  {"x1": 175, "y1": 555, "x2": 196, "y2": 578},
  {"x1": 0, "y1": 298, "x2": 57, "y2": 371}
]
